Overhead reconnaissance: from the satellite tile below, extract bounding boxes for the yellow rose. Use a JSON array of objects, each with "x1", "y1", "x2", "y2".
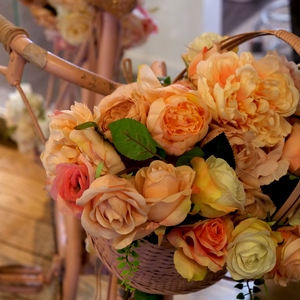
[
  {"x1": 191, "y1": 156, "x2": 246, "y2": 218},
  {"x1": 281, "y1": 122, "x2": 300, "y2": 176},
  {"x1": 77, "y1": 174, "x2": 155, "y2": 249},
  {"x1": 146, "y1": 87, "x2": 211, "y2": 156},
  {"x1": 95, "y1": 83, "x2": 150, "y2": 141},
  {"x1": 226, "y1": 218, "x2": 282, "y2": 280},
  {"x1": 134, "y1": 160, "x2": 195, "y2": 226},
  {"x1": 57, "y1": 9, "x2": 93, "y2": 46}
]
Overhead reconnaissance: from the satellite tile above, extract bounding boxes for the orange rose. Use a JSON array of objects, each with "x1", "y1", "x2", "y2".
[
  {"x1": 167, "y1": 217, "x2": 233, "y2": 281},
  {"x1": 281, "y1": 122, "x2": 300, "y2": 175},
  {"x1": 146, "y1": 86, "x2": 211, "y2": 156},
  {"x1": 269, "y1": 226, "x2": 300, "y2": 286}
]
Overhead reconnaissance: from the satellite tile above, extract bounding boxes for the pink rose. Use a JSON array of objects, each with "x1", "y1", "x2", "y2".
[
  {"x1": 281, "y1": 122, "x2": 300, "y2": 175},
  {"x1": 167, "y1": 217, "x2": 233, "y2": 281},
  {"x1": 50, "y1": 154, "x2": 94, "y2": 217},
  {"x1": 269, "y1": 226, "x2": 300, "y2": 286}
]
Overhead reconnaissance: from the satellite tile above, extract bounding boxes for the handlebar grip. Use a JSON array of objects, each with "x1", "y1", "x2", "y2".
[{"x1": 0, "y1": 14, "x2": 29, "y2": 53}]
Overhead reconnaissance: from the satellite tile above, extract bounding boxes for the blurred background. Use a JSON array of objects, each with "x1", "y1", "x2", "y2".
[{"x1": 0, "y1": 1, "x2": 299, "y2": 299}]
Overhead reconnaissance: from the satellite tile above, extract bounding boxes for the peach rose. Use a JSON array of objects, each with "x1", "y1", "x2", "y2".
[
  {"x1": 203, "y1": 123, "x2": 289, "y2": 186},
  {"x1": 268, "y1": 226, "x2": 300, "y2": 286},
  {"x1": 281, "y1": 122, "x2": 300, "y2": 175},
  {"x1": 57, "y1": 9, "x2": 93, "y2": 46},
  {"x1": 134, "y1": 160, "x2": 195, "y2": 226},
  {"x1": 69, "y1": 128, "x2": 125, "y2": 175},
  {"x1": 167, "y1": 217, "x2": 233, "y2": 281},
  {"x1": 226, "y1": 218, "x2": 282, "y2": 280},
  {"x1": 77, "y1": 174, "x2": 156, "y2": 249},
  {"x1": 95, "y1": 83, "x2": 149, "y2": 141},
  {"x1": 48, "y1": 102, "x2": 94, "y2": 142},
  {"x1": 50, "y1": 154, "x2": 94, "y2": 217},
  {"x1": 191, "y1": 156, "x2": 246, "y2": 218},
  {"x1": 196, "y1": 51, "x2": 297, "y2": 147},
  {"x1": 40, "y1": 135, "x2": 80, "y2": 180},
  {"x1": 146, "y1": 87, "x2": 211, "y2": 156},
  {"x1": 233, "y1": 188, "x2": 276, "y2": 221}
]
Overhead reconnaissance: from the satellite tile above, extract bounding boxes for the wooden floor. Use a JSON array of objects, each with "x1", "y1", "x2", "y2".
[{"x1": 0, "y1": 143, "x2": 110, "y2": 300}]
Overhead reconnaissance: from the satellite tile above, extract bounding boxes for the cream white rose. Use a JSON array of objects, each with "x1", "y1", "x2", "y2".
[{"x1": 227, "y1": 218, "x2": 282, "y2": 280}]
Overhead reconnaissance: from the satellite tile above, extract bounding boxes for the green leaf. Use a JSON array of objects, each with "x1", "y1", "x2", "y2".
[
  {"x1": 117, "y1": 261, "x2": 126, "y2": 269},
  {"x1": 253, "y1": 286, "x2": 262, "y2": 293},
  {"x1": 131, "y1": 250, "x2": 139, "y2": 258},
  {"x1": 74, "y1": 121, "x2": 98, "y2": 130},
  {"x1": 120, "y1": 269, "x2": 130, "y2": 276},
  {"x1": 134, "y1": 289, "x2": 164, "y2": 300},
  {"x1": 234, "y1": 283, "x2": 244, "y2": 290},
  {"x1": 116, "y1": 256, "x2": 125, "y2": 261},
  {"x1": 95, "y1": 162, "x2": 103, "y2": 179},
  {"x1": 236, "y1": 293, "x2": 245, "y2": 299},
  {"x1": 132, "y1": 260, "x2": 140, "y2": 266},
  {"x1": 109, "y1": 119, "x2": 158, "y2": 161},
  {"x1": 202, "y1": 132, "x2": 236, "y2": 169},
  {"x1": 253, "y1": 278, "x2": 264, "y2": 286},
  {"x1": 176, "y1": 146, "x2": 205, "y2": 166},
  {"x1": 254, "y1": 297, "x2": 261, "y2": 300},
  {"x1": 117, "y1": 248, "x2": 126, "y2": 254},
  {"x1": 157, "y1": 76, "x2": 171, "y2": 86}
]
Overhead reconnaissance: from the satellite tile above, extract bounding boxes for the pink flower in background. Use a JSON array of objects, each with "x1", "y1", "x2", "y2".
[{"x1": 120, "y1": 4, "x2": 158, "y2": 49}]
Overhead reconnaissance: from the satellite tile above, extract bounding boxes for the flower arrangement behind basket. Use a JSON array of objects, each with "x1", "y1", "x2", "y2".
[
  {"x1": 4, "y1": 83, "x2": 50, "y2": 154},
  {"x1": 40, "y1": 31, "x2": 300, "y2": 297}
]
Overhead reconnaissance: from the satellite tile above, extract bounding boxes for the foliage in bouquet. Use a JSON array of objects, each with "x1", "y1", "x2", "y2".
[
  {"x1": 19, "y1": 0, "x2": 158, "y2": 49},
  {"x1": 40, "y1": 31, "x2": 300, "y2": 295},
  {"x1": 4, "y1": 83, "x2": 50, "y2": 154}
]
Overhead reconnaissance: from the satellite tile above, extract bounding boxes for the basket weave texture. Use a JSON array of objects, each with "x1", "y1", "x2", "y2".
[
  {"x1": 88, "y1": 29, "x2": 300, "y2": 296},
  {"x1": 91, "y1": 235, "x2": 227, "y2": 295}
]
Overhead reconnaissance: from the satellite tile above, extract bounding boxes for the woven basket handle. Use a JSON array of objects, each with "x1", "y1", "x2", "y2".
[
  {"x1": 0, "y1": 13, "x2": 121, "y2": 96},
  {"x1": 220, "y1": 29, "x2": 300, "y2": 56}
]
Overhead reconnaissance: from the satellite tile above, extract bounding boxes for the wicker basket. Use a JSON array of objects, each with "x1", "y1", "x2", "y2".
[
  {"x1": 88, "y1": 29, "x2": 300, "y2": 296},
  {"x1": 90, "y1": 235, "x2": 227, "y2": 295}
]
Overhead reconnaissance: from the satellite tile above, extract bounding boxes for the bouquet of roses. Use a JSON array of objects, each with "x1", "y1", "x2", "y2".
[{"x1": 40, "y1": 31, "x2": 300, "y2": 296}]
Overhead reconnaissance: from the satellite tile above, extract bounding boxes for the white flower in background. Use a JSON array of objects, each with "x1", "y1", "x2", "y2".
[{"x1": 4, "y1": 83, "x2": 50, "y2": 154}]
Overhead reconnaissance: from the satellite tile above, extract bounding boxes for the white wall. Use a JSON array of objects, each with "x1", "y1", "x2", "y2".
[{"x1": 124, "y1": 0, "x2": 223, "y2": 80}]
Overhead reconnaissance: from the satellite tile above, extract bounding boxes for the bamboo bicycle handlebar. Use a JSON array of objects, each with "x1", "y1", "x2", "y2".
[{"x1": 0, "y1": 14, "x2": 122, "y2": 96}]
